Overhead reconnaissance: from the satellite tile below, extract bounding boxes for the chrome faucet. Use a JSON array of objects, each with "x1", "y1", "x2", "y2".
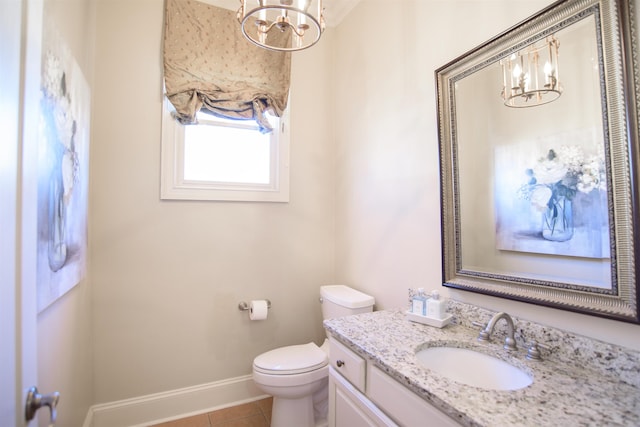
[{"x1": 477, "y1": 312, "x2": 517, "y2": 351}]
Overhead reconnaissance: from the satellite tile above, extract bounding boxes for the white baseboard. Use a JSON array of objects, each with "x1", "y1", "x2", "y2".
[{"x1": 83, "y1": 375, "x2": 268, "y2": 427}]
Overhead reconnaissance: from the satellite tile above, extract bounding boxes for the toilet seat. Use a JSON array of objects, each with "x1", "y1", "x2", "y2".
[{"x1": 253, "y1": 342, "x2": 328, "y2": 375}]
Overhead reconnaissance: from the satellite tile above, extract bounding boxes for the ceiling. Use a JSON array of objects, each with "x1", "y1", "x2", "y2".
[{"x1": 207, "y1": 0, "x2": 361, "y2": 27}]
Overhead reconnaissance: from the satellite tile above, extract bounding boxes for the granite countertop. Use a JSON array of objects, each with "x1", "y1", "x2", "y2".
[{"x1": 324, "y1": 308, "x2": 640, "y2": 427}]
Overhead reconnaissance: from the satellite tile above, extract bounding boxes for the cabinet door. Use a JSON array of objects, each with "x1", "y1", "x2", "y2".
[
  {"x1": 367, "y1": 365, "x2": 461, "y2": 427},
  {"x1": 329, "y1": 368, "x2": 397, "y2": 427},
  {"x1": 335, "y1": 386, "x2": 379, "y2": 427}
]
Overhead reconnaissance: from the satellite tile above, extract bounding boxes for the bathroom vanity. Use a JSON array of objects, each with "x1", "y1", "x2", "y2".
[
  {"x1": 324, "y1": 303, "x2": 640, "y2": 427},
  {"x1": 329, "y1": 337, "x2": 460, "y2": 426}
]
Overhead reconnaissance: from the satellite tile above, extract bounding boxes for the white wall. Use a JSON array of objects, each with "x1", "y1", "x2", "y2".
[
  {"x1": 90, "y1": 0, "x2": 335, "y2": 403},
  {"x1": 333, "y1": 0, "x2": 640, "y2": 351},
  {"x1": 36, "y1": 0, "x2": 96, "y2": 426}
]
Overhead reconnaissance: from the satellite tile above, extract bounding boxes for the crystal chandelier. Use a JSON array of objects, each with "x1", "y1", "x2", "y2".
[
  {"x1": 237, "y1": 0, "x2": 325, "y2": 52},
  {"x1": 501, "y1": 35, "x2": 562, "y2": 107}
]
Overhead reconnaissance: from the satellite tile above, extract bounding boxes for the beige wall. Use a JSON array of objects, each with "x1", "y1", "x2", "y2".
[
  {"x1": 333, "y1": 0, "x2": 640, "y2": 351},
  {"x1": 90, "y1": 0, "x2": 335, "y2": 403},
  {"x1": 36, "y1": 0, "x2": 96, "y2": 426}
]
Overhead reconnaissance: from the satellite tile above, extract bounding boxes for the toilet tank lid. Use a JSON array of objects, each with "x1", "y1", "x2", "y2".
[{"x1": 320, "y1": 285, "x2": 375, "y2": 309}]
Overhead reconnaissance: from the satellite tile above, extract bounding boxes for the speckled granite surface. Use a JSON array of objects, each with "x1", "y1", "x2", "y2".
[{"x1": 324, "y1": 304, "x2": 640, "y2": 427}]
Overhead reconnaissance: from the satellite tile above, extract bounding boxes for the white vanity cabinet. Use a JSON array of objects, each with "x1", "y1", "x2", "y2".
[
  {"x1": 330, "y1": 367, "x2": 397, "y2": 427},
  {"x1": 329, "y1": 338, "x2": 397, "y2": 426},
  {"x1": 328, "y1": 338, "x2": 461, "y2": 427}
]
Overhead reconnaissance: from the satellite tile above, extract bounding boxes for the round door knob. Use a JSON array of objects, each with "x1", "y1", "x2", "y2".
[
  {"x1": 336, "y1": 359, "x2": 345, "y2": 368},
  {"x1": 25, "y1": 386, "x2": 60, "y2": 423}
]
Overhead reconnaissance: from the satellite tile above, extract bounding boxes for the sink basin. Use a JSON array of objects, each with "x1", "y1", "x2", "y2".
[{"x1": 416, "y1": 346, "x2": 532, "y2": 390}]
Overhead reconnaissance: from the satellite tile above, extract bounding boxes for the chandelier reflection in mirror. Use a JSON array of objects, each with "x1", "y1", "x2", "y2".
[
  {"x1": 237, "y1": 0, "x2": 325, "y2": 51},
  {"x1": 501, "y1": 35, "x2": 562, "y2": 107}
]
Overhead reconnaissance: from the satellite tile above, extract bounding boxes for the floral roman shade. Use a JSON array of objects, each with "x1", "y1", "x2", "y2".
[{"x1": 163, "y1": 0, "x2": 291, "y2": 132}]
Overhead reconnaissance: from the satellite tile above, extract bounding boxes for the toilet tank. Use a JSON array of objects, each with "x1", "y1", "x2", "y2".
[{"x1": 320, "y1": 285, "x2": 375, "y2": 320}]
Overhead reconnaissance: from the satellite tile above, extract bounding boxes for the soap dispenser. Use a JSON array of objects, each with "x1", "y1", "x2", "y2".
[
  {"x1": 411, "y1": 288, "x2": 428, "y2": 316},
  {"x1": 426, "y1": 290, "x2": 446, "y2": 319}
]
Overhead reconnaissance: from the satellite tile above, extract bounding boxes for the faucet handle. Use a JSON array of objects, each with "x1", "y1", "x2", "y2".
[
  {"x1": 471, "y1": 321, "x2": 493, "y2": 343},
  {"x1": 525, "y1": 340, "x2": 550, "y2": 361},
  {"x1": 472, "y1": 321, "x2": 492, "y2": 342}
]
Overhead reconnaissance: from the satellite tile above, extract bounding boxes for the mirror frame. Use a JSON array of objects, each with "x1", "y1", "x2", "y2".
[{"x1": 436, "y1": 0, "x2": 640, "y2": 323}]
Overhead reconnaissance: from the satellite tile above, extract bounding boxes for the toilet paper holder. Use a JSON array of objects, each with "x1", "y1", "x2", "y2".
[{"x1": 238, "y1": 300, "x2": 272, "y2": 311}]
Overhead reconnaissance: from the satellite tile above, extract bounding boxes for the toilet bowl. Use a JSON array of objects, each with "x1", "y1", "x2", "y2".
[
  {"x1": 252, "y1": 285, "x2": 375, "y2": 427},
  {"x1": 253, "y1": 342, "x2": 330, "y2": 427}
]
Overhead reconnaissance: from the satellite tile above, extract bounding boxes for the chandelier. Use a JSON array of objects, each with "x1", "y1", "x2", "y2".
[
  {"x1": 501, "y1": 35, "x2": 562, "y2": 107},
  {"x1": 237, "y1": 0, "x2": 325, "y2": 52}
]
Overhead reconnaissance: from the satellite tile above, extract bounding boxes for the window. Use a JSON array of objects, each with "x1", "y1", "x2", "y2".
[{"x1": 161, "y1": 97, "x2": 290, "y2": 202}]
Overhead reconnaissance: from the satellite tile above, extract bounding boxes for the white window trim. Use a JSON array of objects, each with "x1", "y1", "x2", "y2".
[{"x1": 160, "y1": 97, "x2": 290, "y2": 202}]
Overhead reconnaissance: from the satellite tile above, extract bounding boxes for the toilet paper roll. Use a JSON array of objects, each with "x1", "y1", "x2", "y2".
[{"x1": 249, "y1": 300, "x2": 269, "y2": 320}]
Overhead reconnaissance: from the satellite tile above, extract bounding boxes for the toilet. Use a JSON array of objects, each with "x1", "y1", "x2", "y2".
[{"x1": 252, "y1": 285, "x2": 375, "y2": 427}]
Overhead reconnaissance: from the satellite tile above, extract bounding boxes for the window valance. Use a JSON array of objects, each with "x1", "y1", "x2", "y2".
[{"x1": 163, "y1": 0, "x2": 291, "y2": 132}]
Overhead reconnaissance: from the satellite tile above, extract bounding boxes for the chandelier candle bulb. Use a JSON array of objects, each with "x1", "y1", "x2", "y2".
[{"x1": 544, "y1": 61, "x2": 552, "y2": 83}]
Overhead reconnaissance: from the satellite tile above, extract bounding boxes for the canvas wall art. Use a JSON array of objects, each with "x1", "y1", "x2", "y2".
[{"x1": 36, "y1": 27, "x2": 90, "y2": 312}]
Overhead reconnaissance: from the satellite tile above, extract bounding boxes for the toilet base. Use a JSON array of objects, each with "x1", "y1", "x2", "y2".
[
  {"x1": 253, "y1": 364, "x2": 329, "y2": 427},
  {"x1": 264, "y1": 378, "x2": 328, "y2": 427},
  {"x1": 271, "y1": 396, "x2": 315, "y2": 427}
]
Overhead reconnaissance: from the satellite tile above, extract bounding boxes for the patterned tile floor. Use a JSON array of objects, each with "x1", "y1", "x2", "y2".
[{"x1": 151, "y1": 397, "x2": 272, "y2": 427}]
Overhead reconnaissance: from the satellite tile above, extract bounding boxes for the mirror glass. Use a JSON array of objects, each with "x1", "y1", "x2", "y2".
[
  {"x1": 457, "y1": 14, "x2": 609, "y2": 289},
  {"x1": 436, "y1": 0, "x2": 639, "y2": 322}
]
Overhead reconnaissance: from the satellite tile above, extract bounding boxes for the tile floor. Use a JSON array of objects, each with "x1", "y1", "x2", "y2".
[{"x1": 150, "y1": 397, "x2": 272, "y2": 427}]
